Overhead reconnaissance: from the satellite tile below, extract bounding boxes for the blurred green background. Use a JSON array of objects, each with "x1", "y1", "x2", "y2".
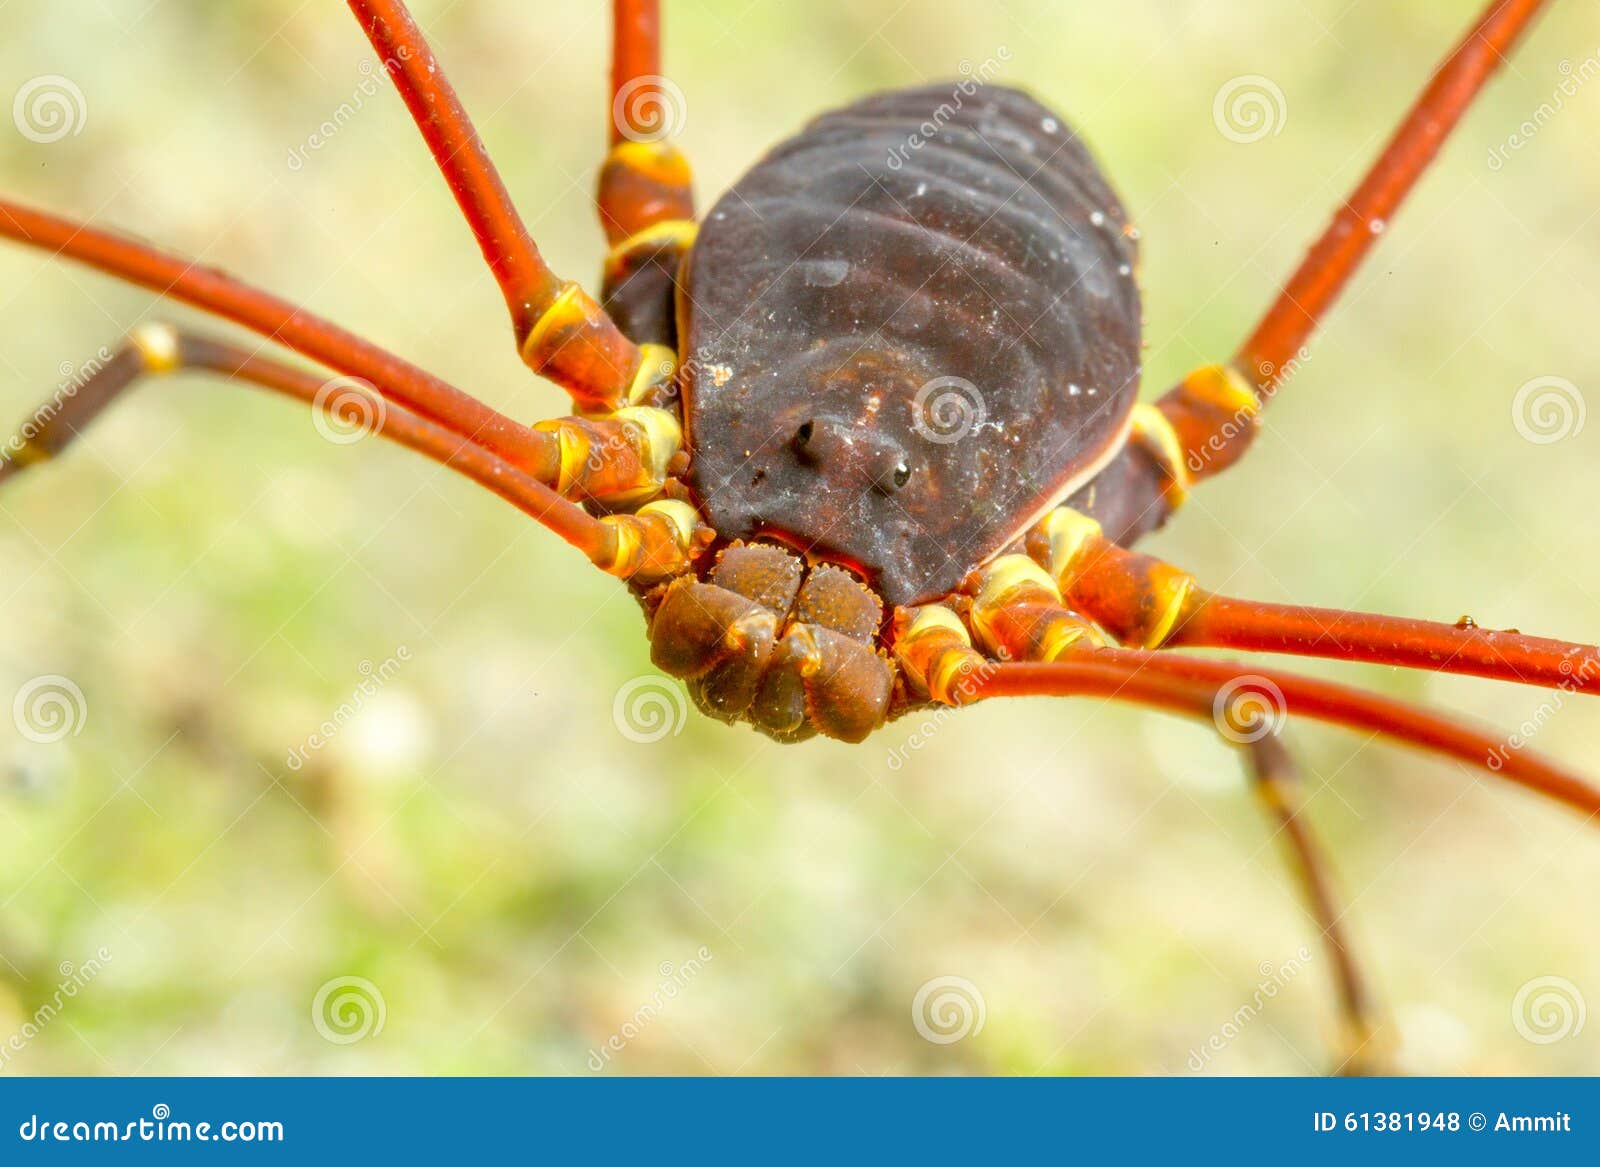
[{"x1": 2, "y1": 0, "x2": 1598, "y2": 1075}]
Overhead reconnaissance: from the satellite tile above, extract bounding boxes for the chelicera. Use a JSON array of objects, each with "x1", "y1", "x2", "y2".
[{"x1": 2, "y1": 0, "x2": 1594, "y2": 1070}]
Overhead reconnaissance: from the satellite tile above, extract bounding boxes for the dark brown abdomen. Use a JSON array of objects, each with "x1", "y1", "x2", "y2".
[{"x1": 679, "y1": 84, "x2": 1142, "y2": 606}]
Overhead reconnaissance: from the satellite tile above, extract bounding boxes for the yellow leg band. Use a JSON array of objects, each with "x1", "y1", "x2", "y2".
[
  {"x1": 1130, "y1": 402, "x2": 1193, "y2": 507},
  {"x1": 605, "y1": 141, "x2": 693, "y2": 187},
  {"x1": 894, "y1": 606, "x2": 986, "y2": 706},
  {"x1": 604, "y1": 219, "x2": 698, "y2": 282},
  {"x1": 1181, "y1": 362, "x2": 1260, "y2": 416},
  {"x1": 627, "y1": 344, "x2": 679, "y2": 405},
  {"x1": 130, "y1": 322, "x2": 182, "y2": 374},
  {"x1": 970, "y1": 554, "x2": 1105, "y2": 661},
  {"x1": 1139, "y1": 568, "x2": 1195, "y2": 650},
  {"x1": 1037, "y1": 508, "x2": 1104, "y2": 591},
  {"x1": 520, "y1": 282, "x2": 586, "y2": 369}
]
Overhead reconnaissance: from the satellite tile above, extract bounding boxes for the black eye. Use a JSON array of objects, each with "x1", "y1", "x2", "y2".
[
  {"x1": 891, "y1": 462, "x2": 911, "y2": 488},
  {"x1": 795, "y1": 420, "x2": 814, "y2": 447}
]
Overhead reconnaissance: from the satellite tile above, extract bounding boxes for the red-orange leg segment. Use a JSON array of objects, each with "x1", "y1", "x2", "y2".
[
  {"x1": 599, "y1": 1, "x2": 696, "y2": 348},
  {"x1": 0, "y1": 325, "x2": 699, "y2": 581},
  {"x1": 348, "y1": 0, "x2": 645, "y2": 410},
  {"x1": 601, "y1": 0, "x2": 695, "y2": 241},
  {"x1": 0, "y1": 325, "x2": 683, "y2": 511},
  {"x1": 893, "y1": 575, "x2": 1600, "y2": 822},
  {"x1": 0, "y1": 324, "x2": 557, "y2": 486},
  {"x1": 0, "y1": 197, "x2": 550, "y2": 473},
  {"x1": 1169, "y1": 592, "x2": 1600, "y2": 695},
  {"x1": 1155, "y1": 0, "x2": 1552, "y2": 492},
  {"x1": 1030, "y1": 509, "x2": 1600, "y2": 698},
  {"x1": 1239, "y1": 0, "x2": 1550, "y2": 390},
  {"x1": 611, "y1": 0, "x2": 662, "y2": 119},
  {"x1": 960, "y1": 652, "x2": 1600, "y2": 824}
]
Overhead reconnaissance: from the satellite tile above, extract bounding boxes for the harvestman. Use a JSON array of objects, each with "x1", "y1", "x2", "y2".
[{"x1": 1, "y1": 0, "x2": 1594, "y2": 1070}]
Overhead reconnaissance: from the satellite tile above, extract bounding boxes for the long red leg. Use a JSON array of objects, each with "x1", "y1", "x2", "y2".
[
  {"x1": 348, "y1": 0, "x2": 645, "y2": 410},
  {"x1": 0, "y1": 196, "x2": 548, "y2": 472},
  {"x1": 598, "y1": 0, "x2": 696, "y2": 348},
  {"x1": 612, "y1": 0, "x2": 663, "y2": 145},
  {"x1": 0, "y1": 321, "x2": 692, "y2": 583},
  {"x1": 1031, "y1": 513, "x2": 1600, "y2": 698},
  {"x1": 1147, "y1": 0, "x2": 1552, "y2": 501},
  {"x1": 1237, "y1": 0, "x2": 1550, "y2": 388},
  {"x1": 1170, "y1": 592, "x2": 1600, "y2": 695},
  {"x1": 964, "y1": 652, "x2": 1600, "y2": 823},
  {"x1": 0, "y1": 323, "x2": 565, "y2": 487},
  {"x1": 602, "y1": 0, "x2": 694, "y2": 232},
  {"x1": 1, "y1": 325, "x2": 682, "y2": 509},
  {"x1": 1245, "y1": 730, "x2": 1384, "y2": 1075}
]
